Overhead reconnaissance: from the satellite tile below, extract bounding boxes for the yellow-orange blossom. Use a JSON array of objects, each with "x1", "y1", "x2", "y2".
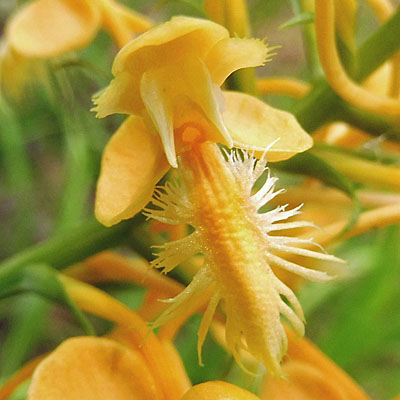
[
  {"x1": 93, "y1": 16, "x2": 344, "y2": 376},
  {"x1": 93, "y1": 16, "x2": 313, "y2": 227}
]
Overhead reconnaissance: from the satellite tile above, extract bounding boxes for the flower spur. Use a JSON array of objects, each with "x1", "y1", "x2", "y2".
[{"x1": 144, "y1": 142, "x2": 345, "y2": 377}]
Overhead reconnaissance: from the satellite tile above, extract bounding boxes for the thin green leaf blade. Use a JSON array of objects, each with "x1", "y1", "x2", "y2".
[{"x1": 279, "y1": 12, "x2": 314, "y2": 30}]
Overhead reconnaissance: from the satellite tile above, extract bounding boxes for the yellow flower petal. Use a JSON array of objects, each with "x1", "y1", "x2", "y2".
[
  {"x1": 169, "y1": 57, "x2": 231, "y2": 148},
  {"x1": 182, "y1": 381, "x2": 260, "y2": 400},
  {"x1": 222, "y1": 91, "x2": 313, "y2": 161},
  {"x1": 95, "y1": 16, "x2": 230, "y2": 122},
  {"x1": 261, "y1": 327, "x2": 369, "y2": 399},
  {"x1": 28, "y1": 337, "x2": 159, "y2": 400},
  {"x1": 205, "y1": 37, "x2": 268, "y2": 85},
  {"x1": 140, "y1": 56, "x2": 232, "y2": 166},
  {"x1": 140, "y1": 68, "x2": 177, "y2": 167},
  {"x1": 7, "y1": 0, "x2": 101, "y2": 58},
  {"x1": 94, "y1": 17, "x2": 229, "y2": 121},
  {"x1": 93, "y1": 71, "x2": 143, "y2": 118},
  {"x1": 99, "y1": 0, "x2": 152, "y2": 48},
  {"x1": 112, "y1": 16, "x2": 229, "y2": 76},
  {"x1": 0, "y1": 40, "x2": 44, "y2": 100},
  {"x1": 95, "y1": 116, "x2": 169, "y2": 226},
  {"x1": 262, "y1": 361, "x2": 355, "y2": 399},
  {"x1": 160, "y1": 339, "x2": 192, "y2": 394}
]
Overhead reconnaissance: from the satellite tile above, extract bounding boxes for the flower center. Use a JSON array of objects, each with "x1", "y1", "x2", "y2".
[
  {"x1": 175, "y1": 122, "x2": 207, "y2": 153},
  {"x1": 181, "y1": 125, "x2": 203, "y2": 143}
]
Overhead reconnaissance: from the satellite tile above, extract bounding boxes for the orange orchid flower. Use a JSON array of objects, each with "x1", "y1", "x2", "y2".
[
  {"x1": 0, "y1": 0, "x2": 151, "y2": 99},
  {"x1": 90, "y1": 16, "x2": 347, "y2": 377},
  {"x1": 92, "y1": 16, "x2": 313, "y2": 227},
  {"x1": 0, "y1": 272, "x2": 258, "y2": 400}
]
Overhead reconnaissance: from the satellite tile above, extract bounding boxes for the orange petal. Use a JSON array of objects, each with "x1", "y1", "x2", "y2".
[
  {"x1": 182, "y1": 381, "x2": 260, "y2": 400},
  {"x1": 140, "y1": 68, "x2": 177, "y2": 167},
  {"x1": 99, "y1": 0, "x2": 152, "y2": 48},
  {"x1": 222, "y1": 91, "x2": 313, "y2": 161},
  {"x1": 95, "y1": 116, "x2": 169, "y2": 226},
  {"x1": 161, "y1": 339, "x2": 192, "y2": 394},
  {"x1": 28, "y1": 337, "x2": 159, "y2": 400},
  {"x1": 7, "y1": 0, "x2": 101, "y2": 58},
  {"x1": 262, "y1": 360, "x2": 356, "y2": 400},
  {"x1": 284, "y1": 328, "x2": 369, "y2": 399},
  {"x1": 0, "y1": 40, "x2": 44, "y2": 100},
  {"x1": 92, "y1": 71, "x2": 143, "y2": 118},
  {"x1": 206, "y1": 37, "x2": 269, "y2": 85},
  {"x1": 261, "y1": 328, "x2": 369, "y2": 399},
  {"x1": 140, "y1": 57, "x2": 232, "y2": 165},
  {"x1": 75, "y1": 251, "x2": 183, "y2": 296},
  {"x1": 112, "y1": 16, "x2": 228, "y2": 76},
  {"x1": 59, "y1": 276, "x2": 181, "y2": 400}
]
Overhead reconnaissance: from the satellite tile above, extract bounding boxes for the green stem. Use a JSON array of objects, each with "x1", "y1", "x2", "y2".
[
  {"x1": 0, "y1": 295, "x2": 48, "y2": 377},
  {"x1": 0, "y1": 215, "x2": 150, "y2": 376},
  {"x1": 292, "y1": 80, "x2": 340, "y2": 132},
  {"x1": 293, "y1": 7, "x2": 400, "y2": 134},
  {"x1": 56, "y1": 118, "x2": 93, "y2": 232},
  {"x1": 0, "y1": 98, "x2": 36, "y2": 253},
  {"x1": 53, "y1": 71, "x2": 95, "y2": 233},
  {"x1": 0, "y1": 216, "x2": 143, "y2": 277},
  {"x1": 357, "y1": 9, "x2": 400, "y2": 82},
  {"x1": 288, "y1": 0, "x2": 323, "y2": 81},
  {"x1": 336, "y1": 102, "x2": 400, "y2": 140}
]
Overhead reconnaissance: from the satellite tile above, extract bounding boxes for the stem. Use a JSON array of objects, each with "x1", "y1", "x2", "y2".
[
  {"x1": 293, "y1": 7, "x2": 400, "y2": 133},
  {"x1": 335, "y1": 102, "x2": 398, "y2": 138},
  {"x1": 292, "y1": 80, "x2": 340, "y2": 132},
  {"x1": 315, "y1": 0, "x2": 400, "y2": 118},
  {"x1": 0, "y1": 98, "x2": 35, "y2": 253},
  {"x1": 312, "y1": 148, "x2": 400, "y2": 191},
  {"x1": 0, "y1": 295, "x2": 48, "y2": 378},
  {"x1": 0, "y1": 216, "x2": 143, "y2": 277},
  {"x1": 357, "y1": 8, "x2": 400, "y2": 81},
  {"x1": 55, "y1": 118, "x2": 93, "y2": 233},
  {"x1": 289, "y1": 0, "x2": 324, "y2": 80}
]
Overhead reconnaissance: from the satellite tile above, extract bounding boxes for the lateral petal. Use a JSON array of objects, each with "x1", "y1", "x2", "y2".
[
  {"x1": 222, "y1": 91, "x2": 313, "y2": 161},
  {"x1": 95, "y1": 116, "x2": 169, "y2": 226},
  {"x1": 140, "y1": 69, "x2": 177, "y2": 167},
  {"x1": 7, "y1": 0, "x2": 101, "y2": 58}
]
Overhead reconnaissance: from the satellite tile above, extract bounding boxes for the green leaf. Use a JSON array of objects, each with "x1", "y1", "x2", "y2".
[
  {"x1": 279, "y1": 12, "x2": 314, "y2": 30},
  {"x1": 317, "y1": 226, "x2": 400, "y2": 370},
  {"x1": 273, "y1": 151, "x2": 360, "y2": 235},
  {"x1": 0, "y1": 264, "x2": 95, "y2": 337}
]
